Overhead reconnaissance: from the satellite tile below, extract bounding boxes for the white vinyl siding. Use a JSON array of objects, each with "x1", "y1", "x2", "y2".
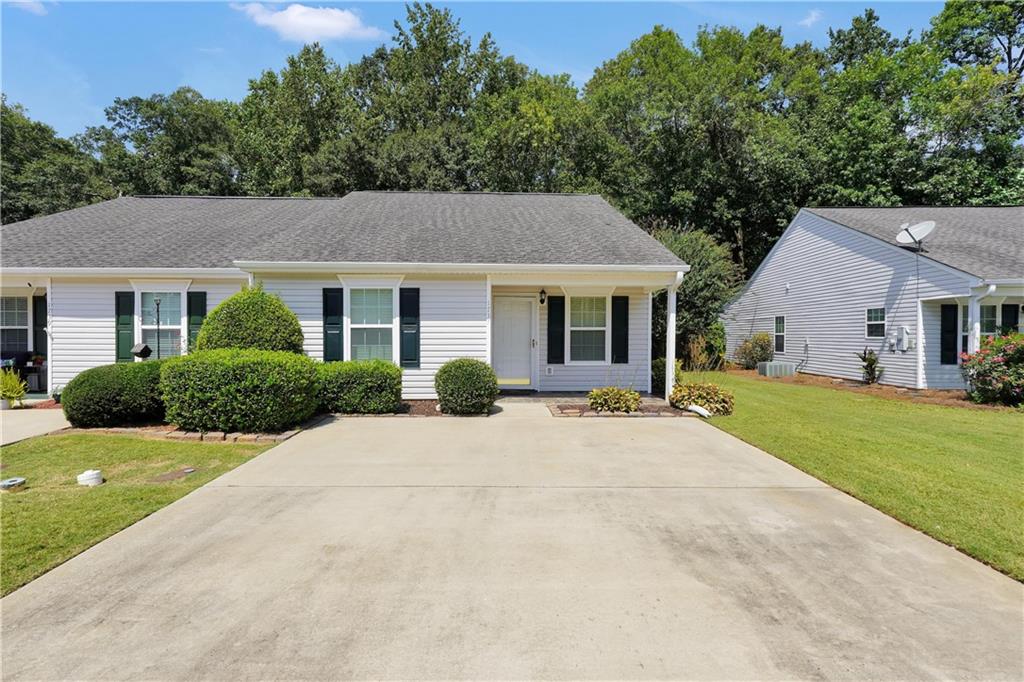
[
  {"x1": 262, "y1": 275, "x2": 489, "y2": 399},
  {"x1": 722, "y1": 210, "x2": 974, "y2": 389},
  {"x1": 49, "y1": 278, "x2": 243, "y2": 390}
]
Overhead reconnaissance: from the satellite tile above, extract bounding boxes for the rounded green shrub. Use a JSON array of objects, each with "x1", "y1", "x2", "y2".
[
  {"x1": 62, "y1": 361, "x2": 165, "y2": 428},
  {"x1": 651, "y1": 357, "x2": 683, "y2": 394},
  {"x1": 588, "y1": 386, "x2": 642, "y2": 413},
  {"x1": 161, "y1": 349, "x2": 318, "y2": 433},
  {"x1": 318, "y1": 360, "x2": 402, "y2": 414},
  {"x1": 735, "y1": 332, "x2": 774, "y2": 369},
  {"x1": 195, "y1": 285, "x2": 304, "y2": 353},
  {"x1": 669, "y1": 382, "x2": 735, "y2": 416},
  {"x1": 434, "y1": 358, "x2": 499, "y2": 415}
]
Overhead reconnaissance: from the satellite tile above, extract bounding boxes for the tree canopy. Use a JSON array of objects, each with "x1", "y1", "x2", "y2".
[{"x1": 3, "y1": 2, "x2": 1021, "y2": 276}]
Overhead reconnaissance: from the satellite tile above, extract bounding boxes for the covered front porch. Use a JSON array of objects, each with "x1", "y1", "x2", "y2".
[
  {"x1": 0, "y1": 277, "x2": 50, "y2": 394},
  {"x1": 488, "y1": 270, "x2": 684, "y2": 399},
  {"x1": 920, "y1": 281, "x2": 1023, "y2": 389}
]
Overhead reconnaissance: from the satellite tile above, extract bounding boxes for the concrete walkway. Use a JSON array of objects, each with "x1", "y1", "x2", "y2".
[
  {"x1": 0, "y1": 408, "x2": 69, "y2": 446},
  {"x1": 1, "y1": 416, "x2": 1021, "y2": 680}
]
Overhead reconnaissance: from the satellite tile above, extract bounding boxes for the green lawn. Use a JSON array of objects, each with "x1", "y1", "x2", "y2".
[
  {"x1": 683, "y1": 372, "x2": 1024, "y2": 581},
  {"x1": 0, "y1": 434, "x2": 267, "y2": 595}
]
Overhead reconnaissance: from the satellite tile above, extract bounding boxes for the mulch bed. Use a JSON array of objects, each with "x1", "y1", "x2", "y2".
[
  {"x1": 725, "y1": 368, "x2": 1013, "y2": 411},
  {"x1": 550, "y1": 403, "x2": 694, "y2": 417},
  {"x1": 399, "y1": 400, "x2": 442, "y2": 416},
  {"x1": 27, "y1": 400, "x2": 61, "y2": 409}
]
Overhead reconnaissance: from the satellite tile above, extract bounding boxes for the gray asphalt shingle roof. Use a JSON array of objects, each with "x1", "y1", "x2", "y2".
[
  {"x1": 0, "y1": 192, "x2": 686, "y2": 270},
  {"x1": 807, "y1": 206, "x2": 1023, "y2": 280}
]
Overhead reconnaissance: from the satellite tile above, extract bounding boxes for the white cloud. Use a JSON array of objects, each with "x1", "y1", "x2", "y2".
[
  {"x1": 8, "y1": 1, "x2": 48, "y2": 16},
  {"x1": 798, "y1": 9, "x2": 823, "y2": 28},
  {"x1": 231, "y1": 3, "x2": 384, "y2": 43}
]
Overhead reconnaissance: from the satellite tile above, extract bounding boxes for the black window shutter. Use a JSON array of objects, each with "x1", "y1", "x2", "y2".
[
  {"x1": 940, "y1": 304, "x2": 958, "y2": 365},
  {"x1": 32, "y1": 295, "x2": 47, "y2": 356},
  {"x1": 1000, "y1": 304, "x2": 1019, "y2": 335},
  {"x1": 115, "y1": 292, "x2": 134, "y2": 363},
  {"x1": 186, "y1": 291, "x2": 207, "y2": 350},
  {"x1": 400, "y1": 288, "x2": 420, "y2": 368},
  {"x1": 547, "y1": 296, "x2": 565, "y2": 364},
  {"x1": 323, "y1": 288, "x2": 343, "y2": 362},
  {"x1": 611, "y1": 296, "x2": 629, "y2": 364}
]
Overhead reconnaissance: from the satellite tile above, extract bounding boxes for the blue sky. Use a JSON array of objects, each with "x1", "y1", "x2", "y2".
[{"x1": 2, "y1": 1, "x2": 943, "y2": 138}]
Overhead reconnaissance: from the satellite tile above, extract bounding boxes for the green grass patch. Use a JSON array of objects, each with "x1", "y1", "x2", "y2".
[
  {"x1": 682, "y1": 372, "x2": 1024, "y2": 581},
  {"x1": 0, "y1": 433, "x2": 267, "y2": 595}
]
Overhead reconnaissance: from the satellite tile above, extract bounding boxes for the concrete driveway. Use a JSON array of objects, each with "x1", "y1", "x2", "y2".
[
  {"x1": 0, "y1": 408, "x2": 69, "y2": 446},
  {"x1": 2, "y1": 415, "x2": 1021, "y2": 680}
]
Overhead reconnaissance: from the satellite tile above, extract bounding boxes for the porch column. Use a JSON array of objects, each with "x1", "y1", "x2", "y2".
[
  {"x1": 665, "y1": 285, "x2": 678, "y2": 402},
  {"x1": 968, "y1": 297, "x2": 981, "y2": 353}
]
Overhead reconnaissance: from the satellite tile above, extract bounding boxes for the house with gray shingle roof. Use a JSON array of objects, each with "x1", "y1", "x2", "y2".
[
  {"x1": 722, "y1": 206, "x2": 1024, "y2": 389},
  {"x1": 0, "y1": 192, "x2": 690, "y2": 399}
]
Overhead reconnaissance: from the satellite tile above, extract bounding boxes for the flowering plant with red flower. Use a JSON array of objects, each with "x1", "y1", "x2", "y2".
[{"x1": 960, "y1": 332, "x2": 1024, "y2": 406}]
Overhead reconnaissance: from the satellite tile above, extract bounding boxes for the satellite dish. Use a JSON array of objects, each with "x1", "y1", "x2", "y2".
[{"x1": 896, "y1": 220, "x2": 936, "y2": 246}]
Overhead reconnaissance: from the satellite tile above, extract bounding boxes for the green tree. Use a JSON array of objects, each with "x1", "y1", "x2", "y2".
[
  {"x1": 89, "y1": 87, "x2": 238, "y2": 196},
  {"x1": 827, "y1": 8, "x2": 911, "y2": 67},
  {"x1": 0, "y1": 98, "x2": 113, "y2": 223},
  {"x1": 650, "y1": 229, "x2": 742, "y2": 358}
]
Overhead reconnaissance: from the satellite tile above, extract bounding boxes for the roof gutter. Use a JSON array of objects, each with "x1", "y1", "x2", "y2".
[
  {"x1": 232, "y1": 260, "x2": 691, "y2": 274},
  {"x1": 1, "y1": 267, "x2": 248, "y2": 280}
]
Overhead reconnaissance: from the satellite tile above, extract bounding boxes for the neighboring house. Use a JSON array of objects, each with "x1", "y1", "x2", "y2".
[
  {"x1": 0, "y1": 192, "x2": 689, "y2": 399},
  {"x1": 722, "y1": 206, "x2": 1023, "y2": 389}
]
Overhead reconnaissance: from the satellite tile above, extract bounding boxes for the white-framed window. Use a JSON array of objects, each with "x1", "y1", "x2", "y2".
[
  {"x1": 0, "y1": 296, "x2": 29, "y2": 353},
  {"x1": 140, "y1": 292, "x2": 183, "y2": 359},
  {"x1": 349, "y1": 288, "x2": 394, "y2": 361},
  {"x1": 980, "y1": 305, "x2": 997, "y2": 336},
  {"x1": 568, "y1": 295, "x2": 610, "y2": 363},
  {"x1": 130, "y1": 280, "x2": 190, "y2": 361},
  {"x1": 866, "y1": 308, "x2": 886, "y2": 338},
  {"x1": 774, "y1": 316, "x2": 785, "y2": 353}
]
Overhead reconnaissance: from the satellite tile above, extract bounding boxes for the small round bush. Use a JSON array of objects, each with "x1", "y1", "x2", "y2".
[
  {"x1": 161, "y1": 349, "x2": 318, "y2": 433},
  {"x1": 651, "y1": 357, "x2": 683, "y2": 394},
  {"x1": 961, "y1": 333, "x2": 1024, "y2": 406},
  {"x1": 670, "y1": 382, "x2": 735, "y2": 416},
  {"x1": 318, "y1": 360, "x2": 402, "y2": 414},
  {"x1": 62, "y1": 361, "x2": 165, "y2": 427},
  {"x1": 434, "y1": 358, "x2": 499, "y2": 415},
  {"x1": 195, "y1": 285, "x2": 304, "y2": 353},
  {"x1": 588, "y1": 386, "x2": 642, "y2": 413},
  {"x1": 735, "y1": 332, "x2": 774, "y2": 369}
]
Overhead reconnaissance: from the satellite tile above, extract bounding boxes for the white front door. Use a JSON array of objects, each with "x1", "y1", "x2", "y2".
[{"x1": 492, "y1": 296, "x2": 535, "y2": 387}]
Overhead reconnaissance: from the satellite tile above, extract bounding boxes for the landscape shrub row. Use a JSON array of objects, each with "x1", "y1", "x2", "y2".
[{"x1": 960, "y1": 333, "x2": 1024, "y2": 407}]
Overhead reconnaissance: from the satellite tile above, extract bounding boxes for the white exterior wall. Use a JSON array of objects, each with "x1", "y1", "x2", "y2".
[
  {"x1": 539, "y1": 290, "x2": 651, "y2": 392},
  {"x1": 49, "y1": 278, "x2": 243, "y2": 389},
  {"x1": 721, "y1": 211, "x2": 974, "y2": 389},
  {"x1": 262, "y1": 275, "x2": 489, "y2": 399}
]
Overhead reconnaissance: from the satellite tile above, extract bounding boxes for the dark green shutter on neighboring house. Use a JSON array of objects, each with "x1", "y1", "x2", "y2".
[
  {"x1": 1001, "y1": 304, "x2": 1020, "y2": 335},
  {"x1": 399, "y1": 288, "x2": 420, "y2": 368},
  {"x1": 187, "y1": 291, "x2": 207, "y2": 350},
  {"x1": 547, "y1": 296, "x2": 565, "y2": 364},
  {"x1": 940, "y1": 304, "x2": 958, "y2": 366},
  {"x1": 115, "y1": 292, "x2": 134, "y2": 363},
  {"x1": 32, "y1": 295, "x2": 47, "y2": 356},
  {"x1": 611, "y1": 296, "x2": 629, "y2": 364},
  {"x1": 323, "y1": 288, "x2": 343, "y2": 362}
]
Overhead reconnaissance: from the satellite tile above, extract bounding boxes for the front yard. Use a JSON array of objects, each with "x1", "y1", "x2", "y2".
[
  {"x1": 686, "y1": 371, "x2": 1024, "y2": 581},
  {"x1": 0, "y1": 433, "x2": 267, "y2": 595}
]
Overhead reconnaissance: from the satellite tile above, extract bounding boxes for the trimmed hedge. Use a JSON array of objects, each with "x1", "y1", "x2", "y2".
[
  {"x1": 62, "y1": 361, "x2": 165, "y2": 428},
  {"x1": 434, "y1": 358, "x2": 499, "y2": 415},
  {"x1": 161, "y1": 349, "x2": 318, "y2": 433},
  {"x1": 195, "y1": 285, "x2": 304, "y2": 353},
  {"x1": 318, "y1": 360, "x2": 402, "y2": 414}
]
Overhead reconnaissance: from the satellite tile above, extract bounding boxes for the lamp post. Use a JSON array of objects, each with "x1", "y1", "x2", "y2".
[{"x1": 154, "y1": 296, "x2": 162, "y2": 360}]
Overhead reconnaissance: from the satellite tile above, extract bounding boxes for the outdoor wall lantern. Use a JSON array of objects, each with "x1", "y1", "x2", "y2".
[{"x1": 539, "y1": 289, "x2": 547, "y2": 305}]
